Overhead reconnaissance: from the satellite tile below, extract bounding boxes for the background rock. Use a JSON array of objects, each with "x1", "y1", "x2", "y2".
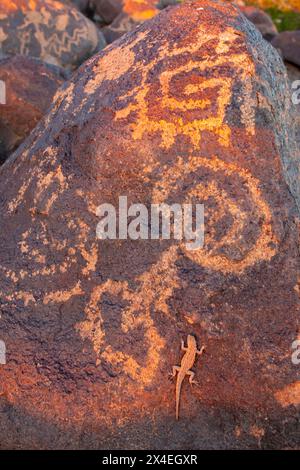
[
  {"x1": 0, "y1": 0, "x2": 106, "y2": 70},
  {"x1": 241, "y1": 6, "x2": 278, "y2": 40},
  {"x1": 101, "y1": 12, "x2": 139, "y2": 43},
  {"x1": 0, "y1": 55, "x2": 67, "y2": 165},
  {"x1": 92, "y1": 0, "x2": 124, "y2": 23},
  {"x1": 60, "y1": 0, "x2": 91, "y2": 11},
  {"x1": 71, "y1": 0, "x2": 91, "y2": 10},
  {"x1": 285, "y1": 61, "x2": 300, "y2": 203},
  {"x1": 156, "y1": 0, "x2": 181, "y2": 9},
  {"x1": 99, "y1": 0, "x2": 159, "y2": 43},
  {"x1": 0, "y1": 0, "x2": 299, "y2": 450},
  {"x1": 271, "y1": 30, "x2": 300, "y2": 67}
]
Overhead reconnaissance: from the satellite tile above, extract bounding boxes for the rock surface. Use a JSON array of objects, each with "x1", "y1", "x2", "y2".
[
  {"x1": 0, "y1": 0, "x2": 106, "y2": 69},
  {"x1": 272, "y1": 31, "x2": 300, "y2": 67},
  {"x1": 0, "y1": 0, "x2": 299, "y2": 450},
  {"x1": 0, "y1": 55, "x2": 67, "y2": 165}
]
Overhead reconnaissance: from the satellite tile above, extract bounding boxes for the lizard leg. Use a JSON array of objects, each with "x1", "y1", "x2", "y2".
[
  {"x1": 187, "y1": 370, "x2": 199, "y2": 386},
  {"x1": 196, "y1": 345, "x2": 205, "y2": 355},
  {"x1": 181, "y1": 340, "x2": 188, "y2": 352},
  {"x1": 169, "y1": 365, "x2": 180, "y2": 378}
]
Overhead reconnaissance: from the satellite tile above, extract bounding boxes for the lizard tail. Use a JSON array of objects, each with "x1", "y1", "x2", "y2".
[{"x1": 176, "y1": 379, "x2": 182, "y2": 420}]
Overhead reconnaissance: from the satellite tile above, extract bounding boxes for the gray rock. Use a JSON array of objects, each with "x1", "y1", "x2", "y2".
[
  {"x1": 284, "y1": 61, "x2": 300, "y2": 202},
  {"x1": 272, "y1": 31, "x2": 300, "y2": 67},
  {"x1": 241, "y1": 6, "x2": 277, "y2": 41}
]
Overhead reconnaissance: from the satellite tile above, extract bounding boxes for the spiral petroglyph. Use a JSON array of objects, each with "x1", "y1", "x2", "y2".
[
  {"x1": 74, "y1": 150, "x2": 279, "y2": 373},
  {"x1": 152, "y1": 155, "x2": 278, "y2": 273}
]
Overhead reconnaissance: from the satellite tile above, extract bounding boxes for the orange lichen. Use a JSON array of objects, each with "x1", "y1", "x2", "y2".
[
  {"x1": 275, "y1": 382, "x2": 300, "y2": 406},
  {"x1": 43, "y1": 282, "x2": 83, "y2": 305},
  {"x1": 123, "y1": 0, "x2": 158, "y2": 21},
  {"x1": 250, "y1": 425, "x2": 265, "y2": 440}
]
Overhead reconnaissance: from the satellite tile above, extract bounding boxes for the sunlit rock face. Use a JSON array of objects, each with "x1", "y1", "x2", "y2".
[
  {"x1": 0, "y1": 0, "x2": 106, "y2": 69},
  {"x1": 0, "y1": 0, "x2": 299, "y2": 449},
  {"x1": 94, "y1": 0, "x2": 159, "y2": 23},
  {"x1": 0, "y1": 55, "x2": 68, "y2": 164}
]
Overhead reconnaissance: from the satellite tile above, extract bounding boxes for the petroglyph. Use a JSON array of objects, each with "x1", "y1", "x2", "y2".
[
  {"x1": 0, "y1": 7, "x2": 279, "y2": 384},
  {"x1": 0, "y1": 1, "x2": 298, "y2": 448},
  {"x1": 0, "y1": 0, "x2": 103, "y2": 69},
  {"x1": 76, "y1": 246, "x2": 178, "y2": 385},
  {"x1": 152, "y1": 155, "x2": 278, "y2": 274},
  {"x1": 114, "y1": 28, "x2": 256, "y2": 149},
  {"x1": 74, "y1": 155, "x2": 279, "y2": 377}
]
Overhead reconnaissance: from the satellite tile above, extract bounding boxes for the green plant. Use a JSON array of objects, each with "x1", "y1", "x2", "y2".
[{"x1": 266, "y1": 7, "x2": 300, "y2": 31}]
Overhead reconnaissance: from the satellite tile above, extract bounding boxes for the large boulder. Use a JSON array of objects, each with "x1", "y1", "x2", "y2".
[
  {"x1": 0, "y1": 0, "x2": 106, "y2": 70},
  {"x1": 0, "y1": 0, "x2": 299, "y2": 449},
  {"x1": 0, "y1": 55, "x2": 68, "y2": 165}
]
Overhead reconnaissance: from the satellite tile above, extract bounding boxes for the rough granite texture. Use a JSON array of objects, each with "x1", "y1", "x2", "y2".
[{"x1": 0, "y1": 0, "x2": 299, "y2": 449}]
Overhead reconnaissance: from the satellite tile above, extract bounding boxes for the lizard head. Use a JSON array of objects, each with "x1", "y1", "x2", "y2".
[{"x1": 187, "y1": 335, "x2": 197, "y2": 347}]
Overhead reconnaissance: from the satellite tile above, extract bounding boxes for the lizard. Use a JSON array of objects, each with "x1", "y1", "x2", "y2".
[{"x1": 171, "y1": 335, "x2": 205, "y2": 420}]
